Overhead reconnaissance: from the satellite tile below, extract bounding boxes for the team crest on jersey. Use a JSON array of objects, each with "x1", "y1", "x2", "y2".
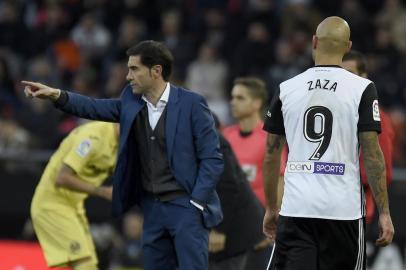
[
  {"x1": 70, "y1": 241, "x2": 81, "y2": 254},
  {"x1": 76, "y1": 139, "x2": 92, "y2": 157},
  {"x1": 372, "y1": 100, "x2": 381, "y2": 121}
]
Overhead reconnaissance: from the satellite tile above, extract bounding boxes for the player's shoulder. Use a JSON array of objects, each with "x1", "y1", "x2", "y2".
[
  {"x1": 72, "y1": 121, "x2": 113, "y2": 143},
  {"x1": 69, "y1": 122, "x2": 115, "y2": 158},
  {"x1": 176, "y1": 85, "x2": 206, "y2": 102},
  {"x1": 278, "y1": 69, "x2": 317, "y2": 94},
  {"x1": 340, "y1": 68, "x2": 373, "y2": 88},
  {"x1": 279, "y1": 70, "x2": 309, "y2": 89}
]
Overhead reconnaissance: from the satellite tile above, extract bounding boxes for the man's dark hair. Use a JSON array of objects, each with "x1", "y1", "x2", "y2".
[
  {"x1": 343, "y1": 50, "x2": 367, "y2": 75},
  {"x1": 233, "y1": 77, "x2": 268, "y2": 105},
  {"x1": 127, "y1": 40, "x2": 174, "y2": 81}
]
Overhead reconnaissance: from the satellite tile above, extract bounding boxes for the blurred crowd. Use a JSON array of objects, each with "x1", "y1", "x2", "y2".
[
  {"x1": 1, "y1": 0, "x2": 406, "y2": 164},
  {"x1": 1, "y1": 0, "x2": 406, "y2": 269}
]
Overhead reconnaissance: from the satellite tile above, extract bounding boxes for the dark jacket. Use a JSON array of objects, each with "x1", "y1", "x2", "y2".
[{"x1": 210, "y1": 134, "x2": 264, "y2": 261}]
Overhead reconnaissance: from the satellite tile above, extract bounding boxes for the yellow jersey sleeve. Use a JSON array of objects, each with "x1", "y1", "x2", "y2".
[{"x1": 62, "y1": 132, "x2": 102, "y2": 175}]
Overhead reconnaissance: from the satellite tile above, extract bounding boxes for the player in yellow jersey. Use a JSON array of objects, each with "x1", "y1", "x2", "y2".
[{"x1": 30, "y1": 121, "x2": 119, "y2": 270}]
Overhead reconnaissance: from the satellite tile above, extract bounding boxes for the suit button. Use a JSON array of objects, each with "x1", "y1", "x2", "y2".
[{"x1": 150, "y1": 136, "x2": 156, "y2": 140}]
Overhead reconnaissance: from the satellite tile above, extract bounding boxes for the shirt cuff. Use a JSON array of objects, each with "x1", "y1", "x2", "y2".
[
  {"x1": 190, "y1": 199, "x2": 205, "y2": 211},
  {"x1": 53, "y1": 90, "x2": 69, "y2": 107}
]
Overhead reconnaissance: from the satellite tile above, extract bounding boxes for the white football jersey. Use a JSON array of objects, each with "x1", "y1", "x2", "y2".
[{"x1": 264, "y1": 65, "x2": 381, "y2": 220}]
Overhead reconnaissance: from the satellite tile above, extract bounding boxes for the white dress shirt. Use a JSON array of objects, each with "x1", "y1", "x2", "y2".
[{"x1": 142, "y1": 83, "x2": 170, "y2": 130}]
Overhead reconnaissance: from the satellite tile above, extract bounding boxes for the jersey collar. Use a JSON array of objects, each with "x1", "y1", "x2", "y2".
[{"x1": 313, "y1": 65, "x2": 343, "y2": 68}]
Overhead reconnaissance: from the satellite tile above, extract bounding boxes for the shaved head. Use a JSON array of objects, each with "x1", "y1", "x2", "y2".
[{"x1": 314, "y1": 16, "x2": 351, "y2": 57}]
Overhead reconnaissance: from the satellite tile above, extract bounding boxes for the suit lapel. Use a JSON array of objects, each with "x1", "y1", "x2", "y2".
[{"x1": 166, "y1": 85, "x2": 180, "y2": 159}]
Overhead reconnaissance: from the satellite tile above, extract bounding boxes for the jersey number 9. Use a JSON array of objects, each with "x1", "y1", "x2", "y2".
[{"x1": 303, "y1": 106, "x2": 333, "y2": 160}]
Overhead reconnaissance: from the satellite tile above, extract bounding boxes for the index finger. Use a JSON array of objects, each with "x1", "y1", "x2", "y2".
[{"x1": 21, "y1": 81, "x2": 42, "y2": 88}]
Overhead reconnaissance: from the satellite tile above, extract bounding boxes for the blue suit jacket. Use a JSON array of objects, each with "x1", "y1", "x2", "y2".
[{"x1": 56, "y1": 84, "x2": 224, "y2": 228}]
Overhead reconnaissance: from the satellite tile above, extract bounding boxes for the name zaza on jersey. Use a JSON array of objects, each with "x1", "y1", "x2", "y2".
[{"x1": 307, "y1": 79, "x2": 338, "y2": 92}]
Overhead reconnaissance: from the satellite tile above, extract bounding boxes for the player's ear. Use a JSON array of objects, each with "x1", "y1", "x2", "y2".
[
  {"x1": 151, "y1": 65, "x2": 163, "y2": 79},
  {"x1": 346, "y1": 40, "x2": 352, "y2": 53},
  {"x1": 312, "y1": 35, "x2": 318, "y2": 50}
]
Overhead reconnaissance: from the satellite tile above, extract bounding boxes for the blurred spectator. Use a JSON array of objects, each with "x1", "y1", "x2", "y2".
[
  {"x1": 375, "y1": 0, "x2": 406, "y2": 54},
  {"x1": 280, "y1": 1, "x2": 321, "y2": 36},
  {"x1": 104, "y1": 61, "x2": 129, "y2": 98},
  {"x1": 390, "y1": 109, "x2": 406, "y2": 166},
  {"x1": 19, "y1": 56, "x2": 74, "y2": 147},
  {"x1": 232, "y1": 21, "x2": 273, "y2": 79},
  {"x1": 0, "y1": 117, "x2": 29, "y2": 153},
  {"x1": 339, "y1": 0, "x2": 371, "y2": 50},
  {"x1": 202, "y1": 8, "x2": 226, "y2": 48},
  {"x1": 15, "y1": 99, "x2": 61, "y2": 149},
  {"x1": 71, "y1": 13, "x2": 111, "y2": 62},
  {"x1": 122, "y1": 0, "x2": 160, "y2": 32},
  {"x1": 186, "y1": 43, "x2": 230, "y2": 123},
  {"x1": 390, "y1": 12, "x2": 406, "y2": 55},
  {"x1": 244, "y1": 0, "x2": 280, "y2": 38},
  {"x1": 267, "y1": 38, "x2": 302, "y2": 94},
  {"x1": 110, "y1": 16, "x2": 147, "y2": 61},
  {"x1": 91, "y1": 222, "x2": 118, "y2": 270},
  {"x1": 158, "y1": 9, "x2": 195, "y2": 81},
  {"x1": 0, "y1": 56, "x2": 19, "y2": 113},
  {"x1": 0, "y1": 1, "x2": 27, "y2": 55},
  {"x1": 28, "y1": 2, "x2": 69, "y2": 56},
  {"x1": 71, "y1": 66, "x2": 99, "y2": 97},
  {"x1": 25, "y1": 56, "x2": 60, "y2": 87},
  {"x1": 21, "y1": 218, "x2": 36, "y2": 241},
  {"x1": 247, "y1": 0, "x2": 274, "y2": 13},
  {"x1": 110, "y1": 211, "x2": 144, "y2": 270},
  {"x1": 367, "y1": 27, "x2": 402, "y2": 108},
  {"x1": 0, "y1": 117, "x2": 30, "y2": 173},
  {"x1": 51, "y1": 39, "x2": 82, "y2": 77}
]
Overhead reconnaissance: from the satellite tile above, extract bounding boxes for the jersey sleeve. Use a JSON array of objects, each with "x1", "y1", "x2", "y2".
[
  {"x1": 358, "y1": 83, "x2": 382, "y2": 133},
  {"x1": 63, "y1": 133, "x2": 101, "y2": 174},
  {"x1": 263, "y1": 88, "x2": 285, "y2": 135}
]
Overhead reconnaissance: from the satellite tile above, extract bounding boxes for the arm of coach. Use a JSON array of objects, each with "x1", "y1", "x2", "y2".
[{"x1": 22, "y1": 81, "x2": 121, "y2": 122}]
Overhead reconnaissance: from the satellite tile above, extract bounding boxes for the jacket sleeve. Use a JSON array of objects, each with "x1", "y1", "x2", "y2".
[
  {"x1": 55, "y1": 91, "x2": 121, "y2": 122},
  {"x1": 190, "y1": 96, "x2": 224, "y2": 205}
]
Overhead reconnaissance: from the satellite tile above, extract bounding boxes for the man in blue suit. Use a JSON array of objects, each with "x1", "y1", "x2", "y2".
[{"x1": 22, "y1": 40, "x2": 224, "y2": 270}]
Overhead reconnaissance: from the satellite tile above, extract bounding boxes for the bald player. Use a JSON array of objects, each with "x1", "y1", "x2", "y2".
[{"x1": 263, "y1": 17, "x2": 394, "y2": 269}]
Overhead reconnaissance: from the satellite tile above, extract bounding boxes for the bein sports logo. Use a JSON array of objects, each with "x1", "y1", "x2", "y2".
[{"x1": 287, "y1": 161, "x2": 345, "y2": 175}]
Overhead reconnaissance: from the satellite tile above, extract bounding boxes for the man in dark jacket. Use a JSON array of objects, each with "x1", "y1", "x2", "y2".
[{"x1": 209, "y1": 116, "x2": 264, "y2": 270}]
